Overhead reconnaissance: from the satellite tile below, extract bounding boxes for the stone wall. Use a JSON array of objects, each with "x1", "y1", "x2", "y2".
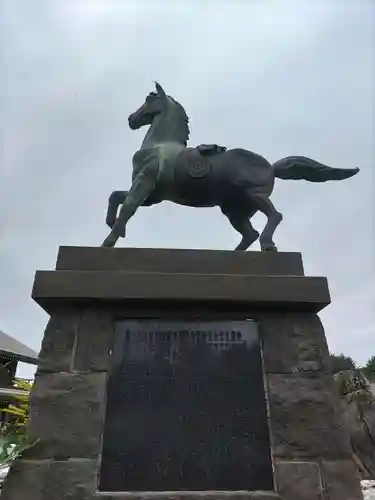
[{"x1": 260, "y1": 314, "x2": 362, "y2": 500}]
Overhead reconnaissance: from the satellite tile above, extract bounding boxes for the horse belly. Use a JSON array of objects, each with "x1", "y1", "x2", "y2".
[
  {"x1": 167, "y1": 179, "x2": 217, "y2": 207},
  {"x1": 172, "y1": 170, "x2": 221, "y2": 207}
]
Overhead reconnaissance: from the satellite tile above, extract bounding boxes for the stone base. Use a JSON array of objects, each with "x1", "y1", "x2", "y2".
[
  {"x1": 275, "y1": 460, "x2": 363, "y2": 500},
  {"x1": 1, "y1": 248, "x2": 363, "y2": 500},
  {"x1": 3, "y1": 456, "x2": 285, "y2": 500}
]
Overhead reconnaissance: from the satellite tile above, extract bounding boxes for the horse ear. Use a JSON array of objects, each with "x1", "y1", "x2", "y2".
[{"x1": 154, "y1": 81, "x2": 166, "y2": 98}]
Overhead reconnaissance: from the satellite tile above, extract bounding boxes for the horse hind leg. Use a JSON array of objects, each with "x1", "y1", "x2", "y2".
[
  {"x1": 247, "y1": 192, "x2": 283, "y2": 251},
  {"x1": 221, "y1": 207, "x2": 259, "y2": 251}
]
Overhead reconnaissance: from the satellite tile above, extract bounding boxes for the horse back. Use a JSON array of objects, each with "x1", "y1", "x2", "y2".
[
  {"x1": 172, "y1": 147, "x2": 273, "y2": 206},
  {"x1": 220, "y1": 148, "x2": 273, "y2": 186}
]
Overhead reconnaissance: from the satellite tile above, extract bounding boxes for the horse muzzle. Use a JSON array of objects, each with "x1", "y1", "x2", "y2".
[{"x1": 128, "y1": 113, "x2": 139, "y2": 130}]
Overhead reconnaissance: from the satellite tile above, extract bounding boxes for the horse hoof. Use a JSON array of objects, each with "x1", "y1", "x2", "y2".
[
  {"x1": 235, "y1": 230, "x2": 260, "y2": 251},
  {"x1": 101, "y1": 234, "x2": 117, "y2": 247},
  {"x1": 261, "y1": 244, "x2": 278, "y2": 252}
]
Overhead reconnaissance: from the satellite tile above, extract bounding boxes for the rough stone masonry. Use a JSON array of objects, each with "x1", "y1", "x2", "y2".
[{"x1": 1, "y1": 247, "x2": 364, "y2": 500}]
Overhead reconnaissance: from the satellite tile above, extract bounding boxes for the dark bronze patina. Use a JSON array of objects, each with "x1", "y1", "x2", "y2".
[{"x1": 103, "y1": 82, "x2": 359, "y2": 251}]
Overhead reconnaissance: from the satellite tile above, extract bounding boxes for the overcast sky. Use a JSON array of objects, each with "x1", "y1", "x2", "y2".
[{"x1": 1, "y1": 0, "x2": 373, "y2": 377}]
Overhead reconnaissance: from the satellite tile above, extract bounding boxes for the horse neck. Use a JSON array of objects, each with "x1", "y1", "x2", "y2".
[{"x1": 141, "y1": 107, "x2": 189, "y2": 149}]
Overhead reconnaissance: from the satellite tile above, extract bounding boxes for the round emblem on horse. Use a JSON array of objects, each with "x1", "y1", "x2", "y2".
[{"x1": 190, "y1": 159, "x2": 211, "y2": 179}]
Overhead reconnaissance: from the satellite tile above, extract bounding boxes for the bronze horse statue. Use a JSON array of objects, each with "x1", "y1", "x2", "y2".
[{"x1": 102, "y1": 82, "x2": 359, "y2": 250}]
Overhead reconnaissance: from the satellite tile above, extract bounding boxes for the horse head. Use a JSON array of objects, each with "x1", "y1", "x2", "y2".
[{"x1": 128, "y1": 82, "x2": 168, "y2": 130}]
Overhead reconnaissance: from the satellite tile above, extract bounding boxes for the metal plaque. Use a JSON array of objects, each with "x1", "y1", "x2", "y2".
[{"x1": 99, "y1": 320, "x2": 273, "y2": 492}]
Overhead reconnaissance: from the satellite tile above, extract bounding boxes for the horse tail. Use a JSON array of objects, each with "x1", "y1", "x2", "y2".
[{"x1": 273, "y1": 156, "x2": 359, "y2": 182}]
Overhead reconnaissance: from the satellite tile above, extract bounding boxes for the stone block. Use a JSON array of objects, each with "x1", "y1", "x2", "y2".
[
  {"x1": 274, "y1": 461, "x2": 324, "y2": 500},
  {"x1": 2, "y1": 459, "x2": 97, "y2": 500},
  {"x1": 321, "y1": 461, "x2": 363, "y2": 500},
  {"x1": 249, "y1": 494, "x2": 287, "y2": 500},
  {"x1": 96, "y1": 493, "x2": 286, "y2": 500},
  {"x1": 73, "y1": 307, "x2": 114, "y2": 372},
  {"x1": 38, "y1": 307, "x2": 80, "y2": 372},
  {"x1": 260, "y1": 313, "x2": 331, "y2": 374},
  {"x1": 268, "y1": 374, "x2": 351, "y2": 458},
  {"x1": 56, "y1": 246, "x2": 305, "y2": 276},
  {"x1": 27, "y1": 372, "x2": 107, "y2": 459},
  {"x1": 1, "y1": 460, "x2": 46, "y2": 500},
  {"x1": 44, "y1": 459, "x2": 97, "y2": 500},
  {"x1": 33, "y1": 271, "x2": 330, "y2": 314}
]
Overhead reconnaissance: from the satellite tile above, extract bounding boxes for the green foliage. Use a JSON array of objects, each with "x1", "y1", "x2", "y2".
[
  {"x1": 1, "y1": 380, "x2": 31, "y2": 429},
  {"x1": 0, "y1": 428, "x2": 37, "y2": 466},
  {"x1": 330, "y1": 353, "x2": 356, "y2": 373},
  {"x1": 0, "y1": 379, "x2": 38, "y2": 468},
  {"x1": 334, "y1": 370, "x2": 374, "y2": 405},
  {"x1": 361, "y1": 356, "x2": 375, "y2": 382}
]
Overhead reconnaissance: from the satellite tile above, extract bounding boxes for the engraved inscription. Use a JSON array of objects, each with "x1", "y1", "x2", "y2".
[{"x1": 100, "y1": 320, "x2": 273, "y2": 492}]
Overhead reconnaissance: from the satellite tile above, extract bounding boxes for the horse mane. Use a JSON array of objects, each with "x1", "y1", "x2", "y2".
[{"x1": 167, "y1": 96, "x2": 190, "y2": 146}]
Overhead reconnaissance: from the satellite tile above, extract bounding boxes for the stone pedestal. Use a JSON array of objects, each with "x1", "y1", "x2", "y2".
[{"x1": 2, "y1": 247, "x2": 363, "y2": 500}]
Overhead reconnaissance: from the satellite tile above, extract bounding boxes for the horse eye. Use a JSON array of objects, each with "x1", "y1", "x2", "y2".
[{"x1": 146, "y1": 92, "x2": 158, "y2": 103}]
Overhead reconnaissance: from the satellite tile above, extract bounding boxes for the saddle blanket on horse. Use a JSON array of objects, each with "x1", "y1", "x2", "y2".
[
  {"x1": 176, "y1": 144, "x2": 226, "y2": 179},
  {"x1": 174, "y1": 145, "x2": 226, "y2": 204},
  {"x1": 196, "y1": 144, "x2": 227, "y2": 156}
]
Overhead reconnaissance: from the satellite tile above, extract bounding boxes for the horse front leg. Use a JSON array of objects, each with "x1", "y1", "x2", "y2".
[
  {"x1": 101, "y1": 170, "x2": 157, "y2": 247},
  {"x1": 106, "y1": 190, "x2": 128, "y2": 228}
]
